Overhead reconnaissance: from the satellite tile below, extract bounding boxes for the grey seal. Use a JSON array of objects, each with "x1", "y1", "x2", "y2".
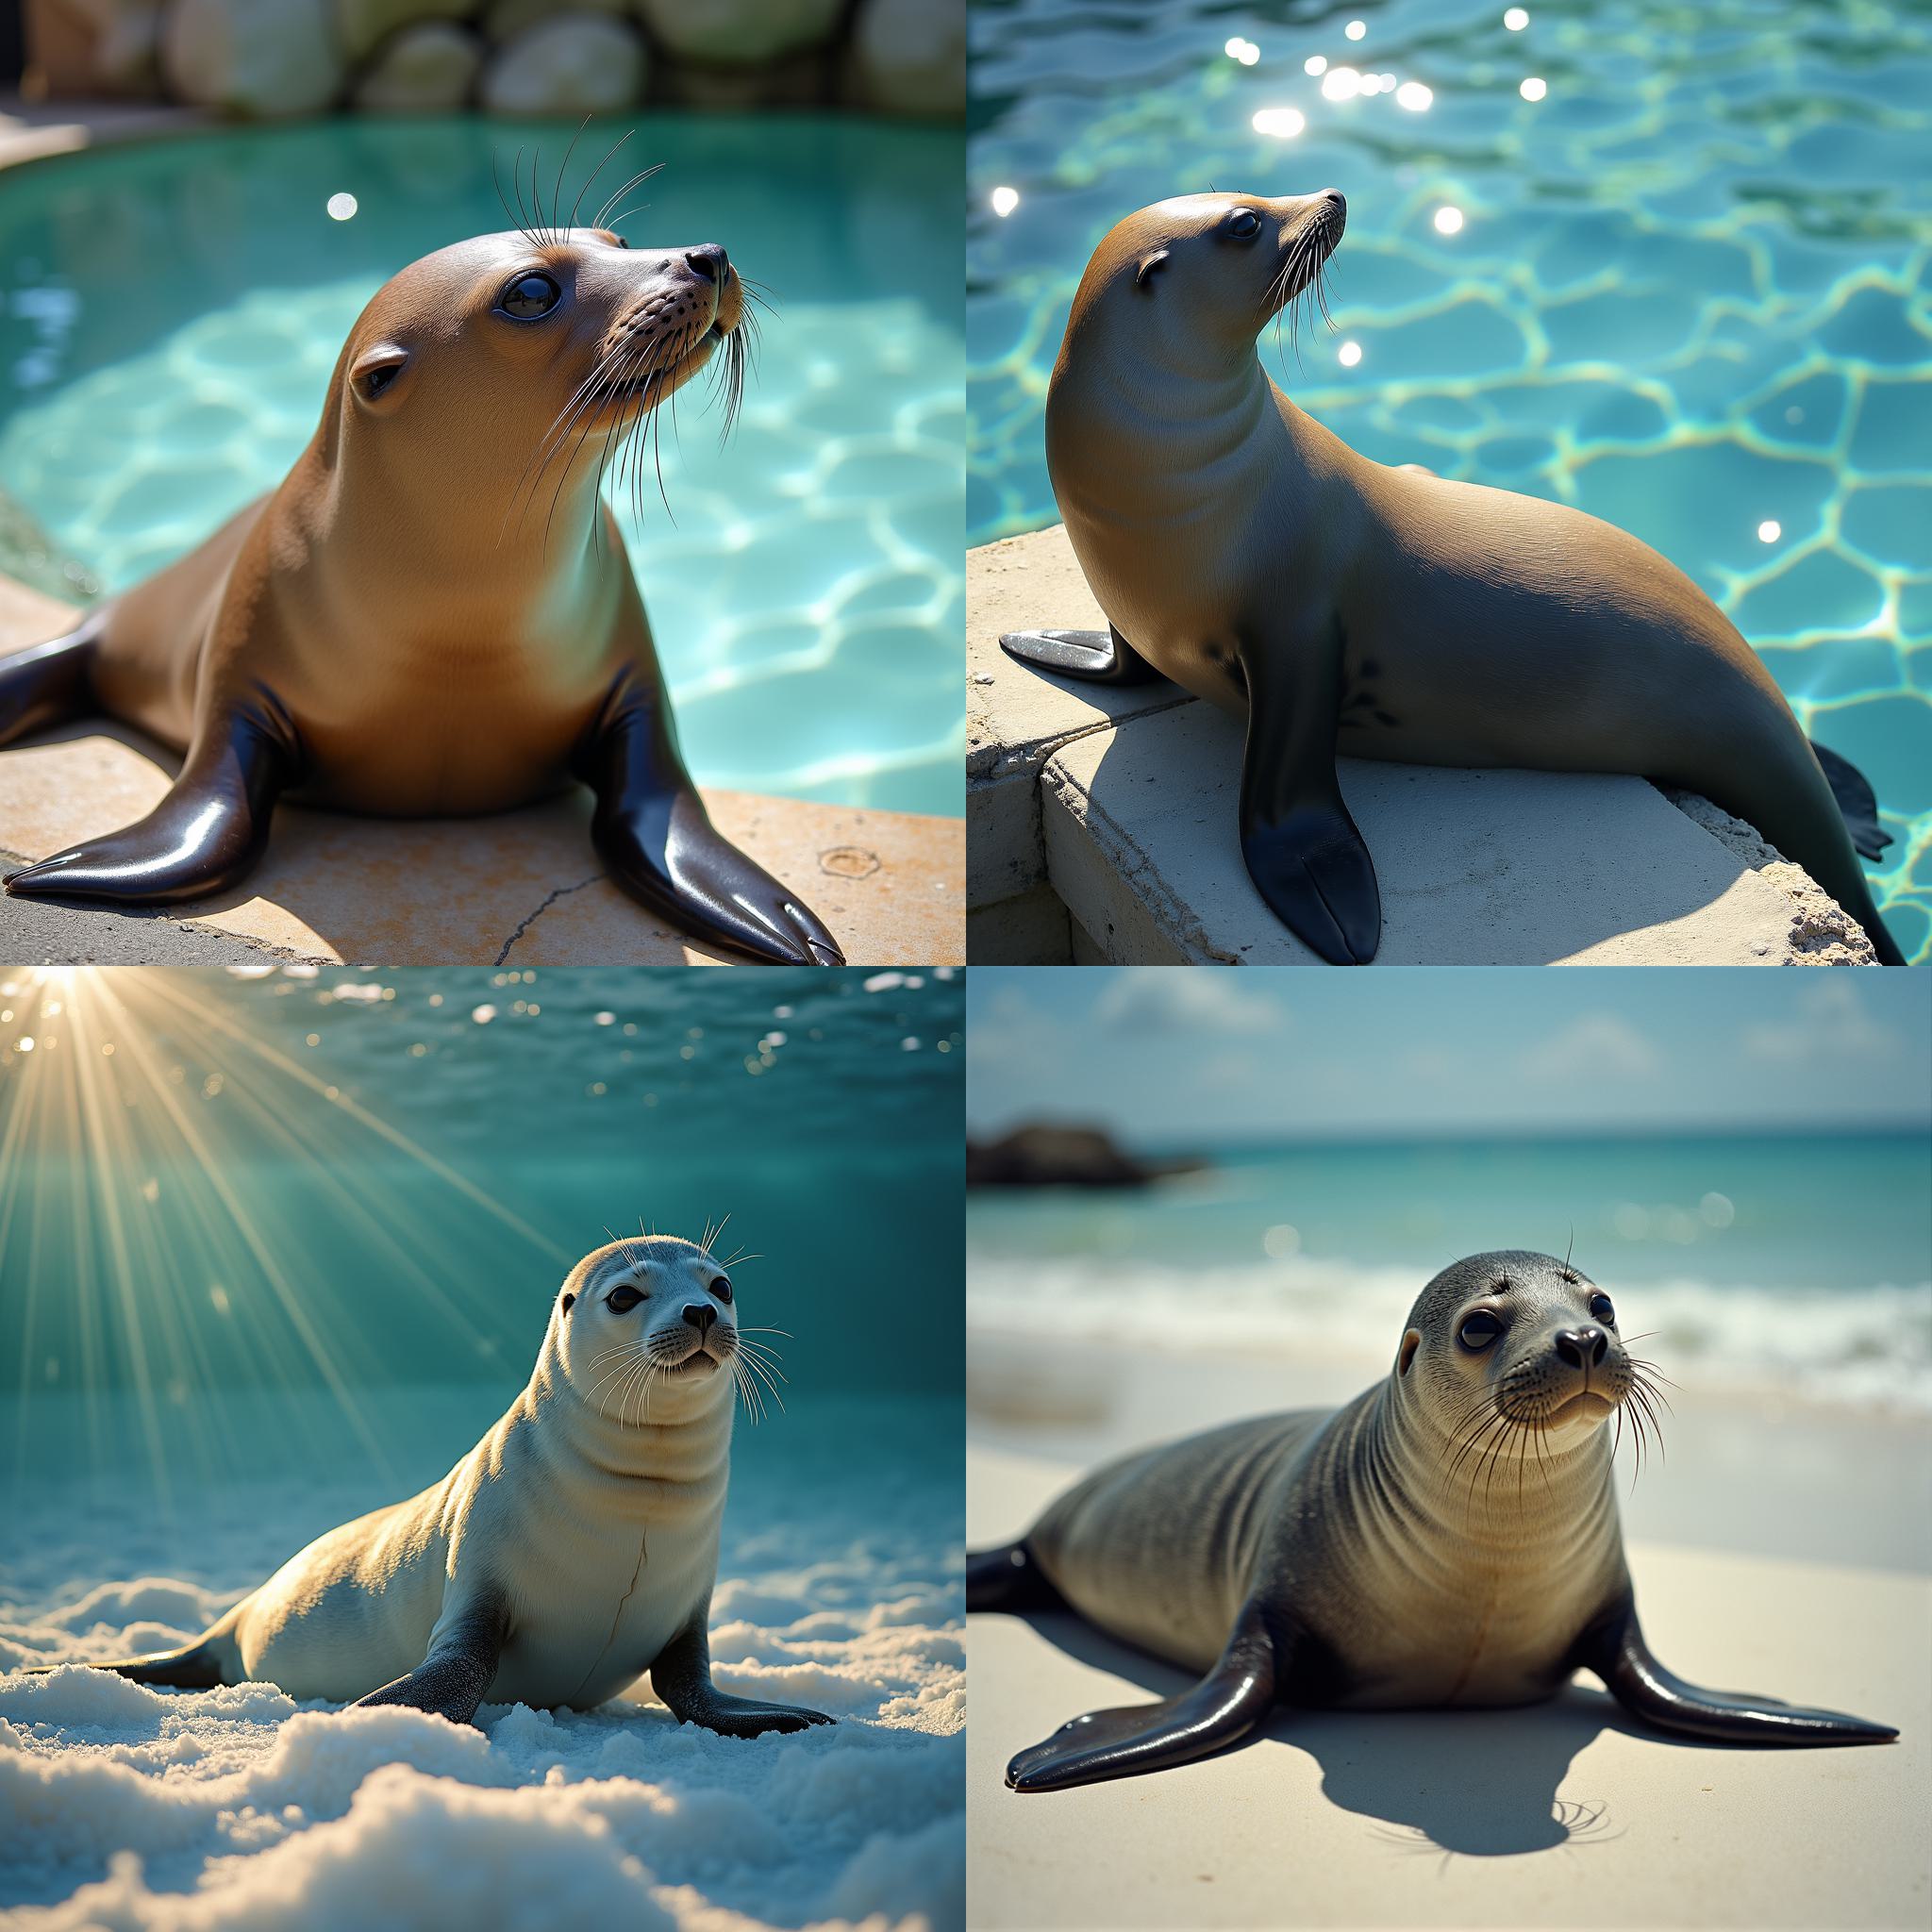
[
  {"x1": 967, "y1": 1251, "x2": 1895, "y2": 1790},
  {"x1": 35, "y1": 1237, "x2": 831, "y2": 1735}
]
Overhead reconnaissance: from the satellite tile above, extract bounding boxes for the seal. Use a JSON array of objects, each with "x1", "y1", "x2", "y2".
[
  {"x1": 47, "y1": 1235, "x2": 833, "y2": 1733},
  {"x1": 967, "y1": 1251, "x2": 1895, "y2": 1791},
  {"x1": 1000, "y1": 191, "x2": 1903, "y2": 965},
  {"x1": 0, "y1": 214, "x2": 843, "y2": 967}
]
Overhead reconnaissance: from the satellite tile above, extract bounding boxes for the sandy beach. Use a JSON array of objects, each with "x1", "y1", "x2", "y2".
[{"x1": 965, "y1": 1329, "x2": 1931, "y2": 1930}]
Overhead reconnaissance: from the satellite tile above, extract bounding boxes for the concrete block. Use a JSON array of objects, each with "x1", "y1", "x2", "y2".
[
  {"x1": 966, "y1": 525, "x2": 1190, "y2": 906},
  {"x1": 1041, "y1": 700, "x2": 1873, "y2": 967}
]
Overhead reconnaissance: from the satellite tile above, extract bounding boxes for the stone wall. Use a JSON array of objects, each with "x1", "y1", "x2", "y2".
[{"x1": 22, "y1": 0, "x2": 961, "y2": 120}]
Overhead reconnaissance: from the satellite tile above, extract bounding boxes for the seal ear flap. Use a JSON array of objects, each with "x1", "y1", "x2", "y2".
[
  {"x1": 1135, "y1": 250, "x2": 1170, "y2": 291},
  {"x1": 1397, "y1": 1330, "x2": 1421, "y2": 1377},
  {"x1": 560, "y1": 1293, "x2": 575, "y2": 1316},
  {"x1": 350, "y1": 342, "x2": 410, "y2": 407}
]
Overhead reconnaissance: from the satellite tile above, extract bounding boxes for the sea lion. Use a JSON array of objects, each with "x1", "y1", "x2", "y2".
[
  {"x1": 0, "y1": 212, "x2": 844, "y2": 967},
  {"x1": 40, "y1": 1236, "x2": 832, "y2": 1733},
  {"x1": 1000, "y1": 191, "x2": 1903, "y2": 965},
  {"x1": 967, "y1": 1251, "x2": 1895, "y2": 1791}
]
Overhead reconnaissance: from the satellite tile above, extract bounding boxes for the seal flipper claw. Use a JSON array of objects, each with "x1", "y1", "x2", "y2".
[
  {"x1": 575, "y1": 672, "x2": 844, "y2": 966},
  {"x1": 1238, "y1": 622, "x2": 1381, "y2": 963},
  {"x1": 998, "y1": 625, "x2": 1167, "y2": 686},
  {"x1": 5, "y1": 706, "x2": 293, "y2": 904},
  {"x1": 1579, "y1": 1598, "x2": 1897, "y2": 1746},
  {"x1": 1005, "y1": 1598, "x2": 1277, "y2": 1792}
]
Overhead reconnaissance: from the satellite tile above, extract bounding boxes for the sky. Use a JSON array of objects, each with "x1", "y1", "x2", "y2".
[{"x1": 966, "y1": 969, "x2": 1932, "y2": 1142}]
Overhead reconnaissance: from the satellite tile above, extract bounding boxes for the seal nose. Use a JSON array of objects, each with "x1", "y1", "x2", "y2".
[
  {"x1": 1554, "y1": 1325, "x2": 1608, "y2": 1370},
  {"x1": 1324, "y1": 191, "x2": 1346, "y2": 218},
  {"x1": 684, "y1": 244, "x2": 728, "y2": 283},
  {"x1": 683, "y1": 1303, "x2": 718, "y2": 1337}
]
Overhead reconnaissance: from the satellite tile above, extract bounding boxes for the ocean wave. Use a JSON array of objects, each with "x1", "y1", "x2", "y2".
[{"x1": 967, "y1": 1252, "x2": 1932, "y2": 1414}]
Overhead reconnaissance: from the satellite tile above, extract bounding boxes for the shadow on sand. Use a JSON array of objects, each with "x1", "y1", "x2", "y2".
[{"x1": 1007, "y1": 1607, "x2": 1740, "y2": 1861}]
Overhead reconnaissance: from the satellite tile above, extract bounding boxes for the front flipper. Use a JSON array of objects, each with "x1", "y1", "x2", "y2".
[
  {"x1": 574, "y1": 671, "x2": 844, "y2": 966},
  {"x1": 353, "y1": 1596, "x2": 507, "y2": 1728},
  {"x1": 1006, "y1": 1597, "x2": 1277, "y2": 1793},
  {"x1": 4, "y1": 697, "x2": 296, "y2": 905},
  {"x1": 1576, "y1": 1597, "x2": 1896, "y2": 1747},
  {"x1": 998, "y1": 625, "x2": 1166, "y2": 686},
  {"x1": 1239, "y1": 619, "x2": 1380, "y2": 965},
  {"x1": 651, "y1": 1600, "x2": 834, "y2": 1738}
]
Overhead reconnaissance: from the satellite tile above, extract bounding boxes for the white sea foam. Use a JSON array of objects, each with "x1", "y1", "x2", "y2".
[{"x1": 969, "y1": 1252, "x2": 1932, "y2": 1413}]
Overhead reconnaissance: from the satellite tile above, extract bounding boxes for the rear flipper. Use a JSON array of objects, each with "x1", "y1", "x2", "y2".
[
  {"x1": 0, "y1": 612, "x2": 105, "y2": 748},
  {"x1": 4, "y1": 702, "x2": 295, "y2": 905},
  {"x1": 1578, "y1": 1598, "x2": 1896, "y2": 1746},
  {"x1": 1005, "y1": 1597, "x2": 1278, "y2": 1792},
  {"x1": 998, "y1": 625, "x2": 1168, "y2": 686},
  {"x1": 966, "y1": 1541, "x2": 1065, "y2": 1615},
  {"x1": 1810, "y1": 741, "x2": 1891, "y2": 862},
  {"x1": 27, "y1": 1639, "x2": 225, "y2": 1690}
]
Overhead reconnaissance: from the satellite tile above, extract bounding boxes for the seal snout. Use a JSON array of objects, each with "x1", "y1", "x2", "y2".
[{"x1": 1553, "y1": 1325, "x2": 1608, "y2": 1370}]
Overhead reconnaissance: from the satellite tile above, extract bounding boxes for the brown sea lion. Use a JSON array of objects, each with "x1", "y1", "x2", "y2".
[
  {"x1": 0, "y1": 212, "x2": 843, "y2": 966},
  {"x1": 1001, "y1": 191, "x2": 1901, "y2": 965}
]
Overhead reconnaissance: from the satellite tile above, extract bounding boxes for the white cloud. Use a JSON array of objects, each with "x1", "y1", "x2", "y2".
[
  {"x1": 1517, "y1": 1011, "x2": 1662, "y2": 1083},
  {"x1": 1741, "y1": 979, "x2": 1899, "y2": 1063},
  {"x1": 1092, "y1": 973, "x2": 1285, "y2": 1036}
]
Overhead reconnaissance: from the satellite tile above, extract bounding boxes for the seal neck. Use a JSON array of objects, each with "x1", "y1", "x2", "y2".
[
  {"x1": 1366, "y1": 1375, "x2": 1620, "y2": 1559},
  {"x1": 515, "y1": 1328, "x2": 735, "y2": 1491}
]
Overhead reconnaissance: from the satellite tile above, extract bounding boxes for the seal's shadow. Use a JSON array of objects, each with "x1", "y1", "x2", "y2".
[{"x1": 1015, "y1": 1608, "x2": 1695, "y2": 1859}]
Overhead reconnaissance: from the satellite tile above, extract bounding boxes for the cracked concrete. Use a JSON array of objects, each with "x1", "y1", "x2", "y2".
[{"x1": 1, "y1": 581, "x2": 963, "y2": 967}]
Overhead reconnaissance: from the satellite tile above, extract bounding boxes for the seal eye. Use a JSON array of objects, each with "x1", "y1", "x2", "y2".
[
  {"x1": 607, "y1": 1285, "x2": 643, "y2": 1313},
  {"x1": 499, "y1": 272, "x2": 561, "y2": 321},
  {"x1": 1458, "y1": 1310, "x2": 1503, "y2": 1351},
  {"x1": 1589, "y1": 1293, "x2": 1616, "y2": 1325},
  {"x1": 712, "y1": 1277, "x2": 732, "y2": 1306},
  {"x1": 1226, "y1": 209, "x2": 1262, "y2": 240}
]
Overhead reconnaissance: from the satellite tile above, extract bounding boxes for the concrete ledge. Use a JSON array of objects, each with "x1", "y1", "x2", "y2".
[
  {"x1": 0, "y1": 589, "x2": 962, "y2": 967},
  {"x1": 967, "y1": 526, "x2": 1191, "y2": 907},
  {"x1": 970, "y1": 525, "x2": 1874, "y2": 967}
]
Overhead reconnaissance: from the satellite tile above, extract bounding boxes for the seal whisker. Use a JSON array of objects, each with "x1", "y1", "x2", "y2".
[
  {"x1": 547, "y1": 114, "x2": 593, "y2": 246},
  {"x1": 566, "y1": 127, "x2": 634, "y2": 234}
]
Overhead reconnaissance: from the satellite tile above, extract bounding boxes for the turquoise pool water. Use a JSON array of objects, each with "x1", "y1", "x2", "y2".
[
  {"x1": 0, "y1": 116, "x2": 965, "y2": 818},
  {"x1": 968, "y1": 0, "x2": 1932, "y2": 957}
]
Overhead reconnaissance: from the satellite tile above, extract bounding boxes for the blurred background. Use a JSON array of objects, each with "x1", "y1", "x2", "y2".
[
  {"x1": 967, "y1": 0, "x2": 1932, "y2": 958},
  {"x1": 966, "y1": 966, "x2": 1932, "y2": 1573}
]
